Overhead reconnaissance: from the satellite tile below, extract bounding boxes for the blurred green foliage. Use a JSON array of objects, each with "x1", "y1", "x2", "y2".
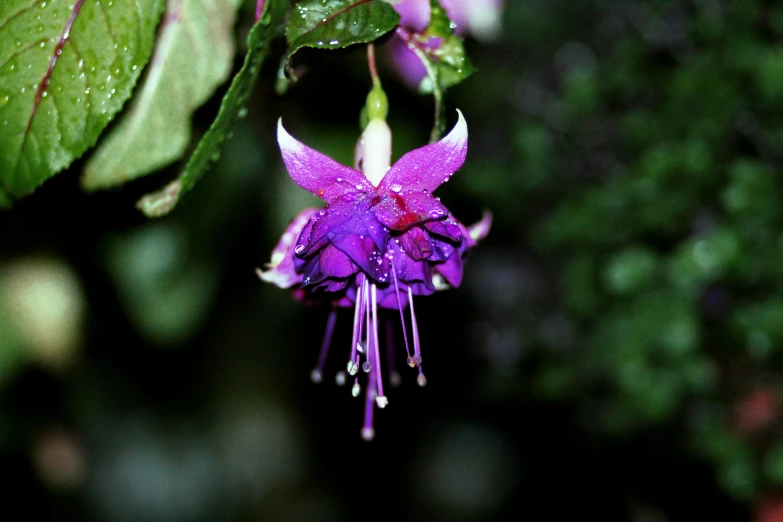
[{"x1": 456, "y1": 0, "x2": 783, "y2": 505}]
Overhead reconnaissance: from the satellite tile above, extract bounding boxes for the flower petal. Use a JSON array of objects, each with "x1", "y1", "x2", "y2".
[
  {"x1": 256, "y1": 208, "x2": 319, "y2": 288},
  {"x1": 277, "y1": 119, "x2": 371, "y2": 203},
  {"x1": 378, "y1": 110, "x2": 468, "y2": 194},
  {"x1": 399, "y1": 227, "x2": 433, "y2": 261},
  {"x1": 373, "y1": 191, "x2": 449, "y2": 230}
]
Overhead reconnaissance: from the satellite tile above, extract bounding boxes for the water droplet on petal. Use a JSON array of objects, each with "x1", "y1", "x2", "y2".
[
  {"x1": 390, "y1": 183, "x2": 402, "y2": 193},
  {"x1": 294, "y1": 244, "x2": 305, "y2": 255}
]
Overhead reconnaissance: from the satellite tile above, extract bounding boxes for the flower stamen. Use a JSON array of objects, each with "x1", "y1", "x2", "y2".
[
  {"x1": 407, "y1": 287, "x2": 423, "y2": 367},
  {"x1": 311, "y1": 307, "x2": 337, "y2": 383}
]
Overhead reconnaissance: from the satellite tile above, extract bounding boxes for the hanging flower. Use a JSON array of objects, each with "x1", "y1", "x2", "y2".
[
  {"x1": 388, "y1": 0, "x2": 505, "y2": 89},
  {"x1": 258, "y1": 109, "x2": 490, "y2": 440}
]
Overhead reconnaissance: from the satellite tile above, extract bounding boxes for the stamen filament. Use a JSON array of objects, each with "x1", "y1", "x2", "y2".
[
  {"x1": 385, "y1": 319, "x2": 401, "y2": 387},
  {"x1": 371, "y1": 284, "x2": 387, "y2": 407},
  {"x1": 311, "y1": 307, "x2": 337, "y2": 383},
  {"x1": 408, "y1": 287, "x2": 423, "y2": 366},
  {"x1": 390, "y1": 257, "x2": 413, "y2": 359}
]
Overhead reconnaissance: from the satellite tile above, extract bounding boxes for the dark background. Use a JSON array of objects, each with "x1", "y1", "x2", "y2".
[{"x1": 3, "y1": 0, "x2": 783, "y2": 520}]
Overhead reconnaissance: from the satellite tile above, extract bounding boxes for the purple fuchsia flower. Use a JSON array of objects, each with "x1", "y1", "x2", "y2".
[
  {"x1": 257, "y1": 109, "x2": 490, "y2": 440},
  {"x1": 388, "y1": 0, "x2": 505, "y2": 89}
]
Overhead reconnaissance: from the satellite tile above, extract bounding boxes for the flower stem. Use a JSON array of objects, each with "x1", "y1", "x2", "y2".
[{"x1": 367, "y1": 43, "x2": 380, "y2": 87}]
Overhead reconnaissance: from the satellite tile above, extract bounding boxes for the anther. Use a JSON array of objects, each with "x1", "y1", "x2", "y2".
[
  {"x1": 347, "y1": 360, "x2": 359, "y2": 375},
  {"x1": 407, "y1": 356, "x2": 417, "y2": 367},
  {"x1": 417, "y1": 372, "x2": 427, "y2": 387},
  {"x1": 352, "y1": 382, "x2": 361, "y2": 397},
  {"x1": 376, "y1": 396, "x2": 388, "y2": 408},
  {"x1": 361, "y1": 427, "x2": 375, "y2": 441},
  {"x1": 335, "y1": 371, "x2": 346, "y2": 386},
  {"x1": 357, "y1": 342, "x2": 365, "y2": 354},
  {"x1": 362, "y1": 361, "x2": 372, "y2": 373},
  {"x1": 310, "y1": 369, "x2": 323, "y2": 383}
]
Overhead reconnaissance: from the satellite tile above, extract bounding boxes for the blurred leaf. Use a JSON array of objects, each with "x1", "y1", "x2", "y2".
[
  {"x1": 0, "y1": 0, "x2": 165, "y2": 203},
  {"x1": 105, "y1": 224, "x2": 219, "y2": 345},
  {"x1": 137, "y1": 0, "x2": 281, "y2": 217},
  {"x1": 82, "y1": 0, "x2": 242, "y2": 190},
  {"x1": 284, "y1": 0, "x2": 399, "y2": 73}
]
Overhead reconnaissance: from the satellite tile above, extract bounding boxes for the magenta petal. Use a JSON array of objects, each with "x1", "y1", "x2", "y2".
[
  {"x1": 425, "y1": 218, "x2": 463, "y2": 242},
  {"x1": 331, "y1": 233, "x2": 390, "y2": 283},
  {"x1": 373, "y1": 191, "x2": 449, "y2": 230},
  {"x1": 256, "y1": 208, "x2": 319, "y2": 288},
  {"x1": 434, "y1": 251, "x2": 464, "y2": 288},
  {"x1": 378, "y1": 110, "x2": 468, "y2": 194},
  {"x1": 399, "y1": 227, "x2": 433, "y2": 261},
  {"x1": 277, "y1": 119, "x2": 371, "y2": 203}
]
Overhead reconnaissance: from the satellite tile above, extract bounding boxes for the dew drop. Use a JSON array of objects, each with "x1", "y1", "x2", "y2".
[
  {"x1": 390, "y1": 183, "x2": 402, "y2": 193},
  {"x1": 131, "y1": 64, "x2": 138, "y2": 71},
  {"x1": 336, "y1": 177, "x2": 342, "y2": 182},
  {"x1": 237, "y1": 107, "x2": 248, "y2": 119},
  {"x1": 294, "y1": 244, "x2": 305, "y2": 255},
  {"x1": 36, "y1": 24, "x2": 44, "y2": 32},
  {"x1": 355, "y1": 183, "x2": 363, "y2": 190},
  {"x1": 344, "y1": 192, "x2": 356, "y2": 202},
  {"x1": 329, "y1": 40, "x2": 338, "y2": 45}
]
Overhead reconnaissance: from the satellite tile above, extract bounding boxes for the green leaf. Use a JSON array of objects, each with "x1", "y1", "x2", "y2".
[
  {"x1": 0, "y1": 0, "x2": 165, "y2": 203},
  {"x1": 137, "y1": 0, "x2": 280, "y2": 217},
  {"x1": 284, "y1": 0, "x2": 400, "y2": 73},
  {"x1": 81, "y1": 0, "x2": 242, "y2": 190},
  {"x1": 397, "y1": 1, "x2": 473, "y2": 141}
]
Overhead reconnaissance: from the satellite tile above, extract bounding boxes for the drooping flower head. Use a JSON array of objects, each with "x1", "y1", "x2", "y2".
[
  {"x1": 258, "y1": 104, "x2": 490, "y2": 440},
  {"x1": 388, "y1": 0, "x2": 505, "y2": 89}
]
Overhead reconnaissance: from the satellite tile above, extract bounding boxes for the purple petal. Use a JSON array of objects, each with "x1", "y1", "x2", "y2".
[
  {"x1": 393, "y1": 0, "x2": 429, "y2": 31},
  {"x1": 300, "y1": 244, "x2": 358, "y2": 287},
  {"x1": 388, "y1": 34, "x2": 429, "y2": 89},
  {"x1": 425, "y1": 218, "x2": 463, "y2": 242},
  {"x1": 399, "y1": 227, "x2": 433, "y2": 261},
  {"x1": 433, "y1": 251, "x2": 464, "y2": 288},
  {"x1": 388, "y1": 239, "x2": 434, "y2": 292},
  {"x1": 277, "y1": 119, "x2": 372, "y2": 203},
  {"x1": 331, "y1": 233, "x2": 390, "y2": 283},
  {"x1": 378, "y1": 110, "x2": 468, "y2": 194},
  {"x1": 373, "y1": 191, "x2": 449, "y2": 230},
  {"x1": 256, "y1": 208, "x2": 319, "y2": 288}
]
